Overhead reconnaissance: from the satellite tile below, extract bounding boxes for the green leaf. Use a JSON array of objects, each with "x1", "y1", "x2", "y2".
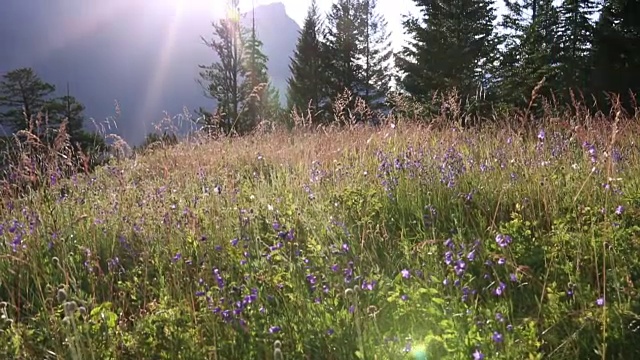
[{"x1": 432, "y1": 297, "x2": 445, "y2": 305}]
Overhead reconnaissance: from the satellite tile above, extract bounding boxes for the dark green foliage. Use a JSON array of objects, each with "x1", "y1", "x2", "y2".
[
  {"x1": 591, "y1": 0, "x2": 640, "y2": 111},
  {"x1": 0, "y1": 69, "x2": 105, "y2": 158},
  {"x1": 287, "y1": 0, "x2": 392, "y2": 124},
  {"x1": 0, "y1": 68, "x2": 55, "y2": 132},
  {"x1": 389, "y1": 0, "x2": 639, "y2": 118},
  {"x1": 43, "y1": 93, "x2": 107, "y2": 154},
  {"x1": 316, "y1": 0, "x2": 394, "y2": 122},
  {"x1": 396, "y1": 0, "x2": 499, "y2": 107},
  {"x1": 43, "y1": 95, "x2": 85, "y2": 137},
  {"x1": 556, "y1": 0, "x2": 599, "y2": 102},
  {"x1": 322, "y1": 0, "x2": 365, "y2": 108},
  {"x1": 286, "y1": 0, "x2": 327, "y2": 123},
  {"x1": 494, "y1": 0, "x2": 562, "y2": 110},
  {"x1": 261, "y1": 81, "x2": 284, "y2": 124}
]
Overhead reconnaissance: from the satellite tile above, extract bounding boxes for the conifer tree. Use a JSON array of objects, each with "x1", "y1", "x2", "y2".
[
  {"x1": 0, "y1": 68, "x2": 55, "y2": 132},
  {"x1": 262, "y1": 81, "x2": 284, "y2": 122},
  {"x1": 198, "y1": 0, "x2": 246, "y2": 135},
  {"x1": 356, "y1": 0, "x2": 393, "y2": 109},
  {"x1": 45, "y1": 86, "x2": 107, "y2": 152},
  {"x1": 241, "y1": 3, "x2": 272, "y2": 132},
  {"x1": 556, "y1": 0, "x2": 598, "y2": 101},
  {"x1": 44, "y1": 85, "x2": 85, "y2": 137},
  {"x1": 591, "y1": 0, "x2": 640, "y2": 110},
  {"x1": 286, "y1": 0, "x2": 326, "y2": 122},
  {"x1": 0, "y1": 71, "x2": 104, "y2": 152},
  {"x1": 396, "y1": 0, "x2": 498, "y2": 107},
  {"x1": 322, "y1": 0, "x2": 365, "y2": 109},
  {"x1": 493, "y1": 0, "x2": 561, "y2": 109}
]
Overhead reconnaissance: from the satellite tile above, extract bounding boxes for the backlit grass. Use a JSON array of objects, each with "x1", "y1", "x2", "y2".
[{"x1": 1, "y1": 117, "x2": 640, "y2": 359}]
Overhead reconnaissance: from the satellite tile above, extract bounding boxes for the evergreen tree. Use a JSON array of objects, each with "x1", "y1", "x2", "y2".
[
  {"x1": 494, "y1": 0, "x2": 561, "y2": 109},
  {"x1": 322, "y1": 0, "x2": 365, "y2": 110},
  {"x1": 556, "y1": 0, "x2": 598, "y2": 101},
  {"x1": 45, "y1": 88, "x2": 85, "y2": 137},
  {"x1": 286, "y1": 0, "x2": 327, "y2": 122},
  {"x1": 356, "y1": 0, "x2": 393, "y2": 109},
  {"x1": 396, "y1": 0, "x2": 498, "y2": 107},
  {"x1": 198, "y1": 0, "x2": 246, "y2": 135},
  {"x1": 591, "y1": 0, "x2": 640, "y2": 111},
  {"x1": 262, "y1": 81, "x2": 284, "y2": 123},
  {"x1": 240, "y1": 4, "x2": 275, "y2": 132},
  {"x1": 44, "y1": 84, "x2": 106, "y2": 153},
  {"x1": 0, "y1": 68, "x2": 55, "y2": 132}
]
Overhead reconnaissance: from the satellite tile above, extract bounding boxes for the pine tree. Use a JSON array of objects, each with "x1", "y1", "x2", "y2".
[
  {"x1": 44, "y1": 84, "x2": 106, "y2": 152},
  {"x1": 45, "y1": 85, "x2": 84, "y2": 136},
  {"x1": 591, "y1": 0, "x2": 640, "y2": 111},
  {"x1": 240, "y1": 4, "x2": 272, "y2": 132},
  {"x1": 0, "y1": 68, "x2": 55, "y2": 132},
  {"x1": 198, "y1": 0, "x2": 246, "y2": 135},
  {"x1": 322, "y1": 0, "x2": 365, "y2": 109},
  {"x1": 556, "y1": 0, "x2": 598, "y2": 102},
  {"x1": 263, "y1": 81, "x2": 284, "y2": 122},
  {"x1": 356, "y1": 0, "x2": 393, "y2": 109},
  {"x1": 286, "y1": 0, "x2": 326, "y2": 122},
  {"x1": 494, "y1": 0, "x2": 561, "y2": 109},
  {"x1": 396, "y1": 0, "x2": 498, "y2": 108}
]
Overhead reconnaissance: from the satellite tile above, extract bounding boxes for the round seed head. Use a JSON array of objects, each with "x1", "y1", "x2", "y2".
[
  {"x1": 63, "y1": 301, "x2": 77, "y2": 316},
  {"x1": 56, "y1": 288, "x2": 68, "y2": 302}
]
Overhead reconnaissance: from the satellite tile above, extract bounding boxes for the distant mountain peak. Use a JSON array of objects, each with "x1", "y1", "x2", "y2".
[
  {"x1": 255, "y1": 2, "x2": 286, "y2": 14},
  {"x1": 245, "y1": 2, "x2": 288, "y2": 20}
]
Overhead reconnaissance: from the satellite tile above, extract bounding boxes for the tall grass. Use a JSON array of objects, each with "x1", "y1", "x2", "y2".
[{"x1": 1, "y1": 92, "x2": 640, "y2": 359}]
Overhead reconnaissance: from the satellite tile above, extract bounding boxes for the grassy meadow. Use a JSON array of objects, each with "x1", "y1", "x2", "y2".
[{"x1": 1, "y1": 101, "x2": 640, "y2": 359}]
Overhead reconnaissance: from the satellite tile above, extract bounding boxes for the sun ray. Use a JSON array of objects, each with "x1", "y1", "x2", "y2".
[{"x1": 137, "y1": 4, "x2": 186, "y2": 137}]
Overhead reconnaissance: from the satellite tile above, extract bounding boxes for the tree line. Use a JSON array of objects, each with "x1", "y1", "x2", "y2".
[{"x1": 201, "y1": 0, "x2": 639, "y2": 132}]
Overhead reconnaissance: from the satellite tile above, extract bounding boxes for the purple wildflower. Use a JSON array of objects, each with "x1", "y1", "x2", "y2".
[
  {"x1": 538, "y1": 129, "x2": 545, "y2": 141},
  {"x1": 492, "y1": 331, "x2": 503, "y2": 343},
  {"x1": 473, "y1": 349, "x2": 485, "y2": 360},
  {"x1": 269, "y1": 326, "x2": 281, "y2": 334},
  {"x1": 496, "y1": 234, "x2": 512, "y2": 248}
]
